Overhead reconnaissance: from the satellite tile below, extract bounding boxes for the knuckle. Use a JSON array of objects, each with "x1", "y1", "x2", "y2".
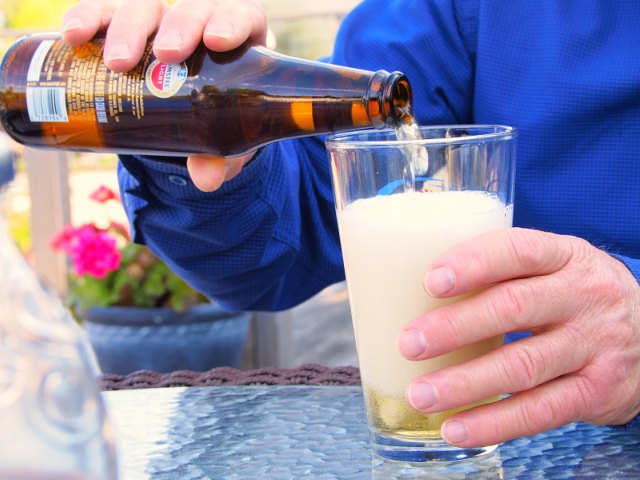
[
  {"x1": 503, "y1": 344, "x2": 542, "y2": 390},
  {"x1": 170, "y1": 10, "x2": 209, "y2": 26},
  {"x1": 79, "y1": 0, "x2": 117, "y2": 25},
  {"x1": 219, "y1": 0, "x2": 256, "y2": 14},
  {"x1": 86, "y1": 0, "x2": 118, "y2": 12},
  {"x1": 520, "y1": 394, "x2": 561, "y2": 435},
  {"x1": 112, "y1": 0, "x2": 166, "y2": 29},
  {"x1": 455, "y1": 369, "x2": 477, "y2": 406},
  {"x1": 571, "y1": 374, "x2": 597, "y2": 417},
  {"x1": 239, "y1": 0, "x2": 266, "y2": 13},
  {"x1": 566, "y1": 235, "x2": 593, "y2": 261},
  {"x1": 125, "y1": 0, "x2": 164, "y2": 13},
  {"x1": 504, "y1": 228, "x2": 547, "y2": 270},
  {"x1": 492, "y1": 282, "x2": 529, "y2": 326},
  {"x1": 604, "y1": 271, "x2": 635, "y2": 316},
  {"x1": 578, "y1": 361, "x2": 633, "y2": 424},
  {"x1": 438, "y1": 308, "x2": 466, "y2": 348}
]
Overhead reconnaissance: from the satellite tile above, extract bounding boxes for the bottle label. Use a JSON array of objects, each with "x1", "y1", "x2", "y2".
[
  {"x1": 22, "y1": 37, "x2": 187, "y2": 127},
  {"x1": 145, "y1": 60, "x2": 188, "y2": 98},
  {"x1": 26, "y1": 40, "x2": 69, "y2": 122}
]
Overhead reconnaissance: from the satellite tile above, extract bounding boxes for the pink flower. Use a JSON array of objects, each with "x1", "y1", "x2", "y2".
[
  {"x1": 89, "y1": 185, "x2": 119, "y2": 203},
  {"x1": 50, "y1": 225, "x2": 79, "y2": 254},
  {"x1": 70, "y1": 226, "x2": 122, "y2": 279}
]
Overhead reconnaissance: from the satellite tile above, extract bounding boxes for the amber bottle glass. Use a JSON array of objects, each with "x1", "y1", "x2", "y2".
[{"x1": 0, "y1": 33, "x2": 413, "y2": 157}]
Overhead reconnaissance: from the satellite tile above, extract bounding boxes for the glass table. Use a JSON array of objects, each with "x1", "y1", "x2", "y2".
[{"x1": 104, "y1": 385, "x2": 640, "y2": 479}]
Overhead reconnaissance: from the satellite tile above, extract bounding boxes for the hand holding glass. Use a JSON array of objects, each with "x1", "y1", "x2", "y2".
[{"x1": 326, "y1": 125, "x2": 516, "y2": 462}]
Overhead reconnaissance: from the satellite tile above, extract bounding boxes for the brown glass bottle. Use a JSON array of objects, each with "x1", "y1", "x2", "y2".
[{"x1": 0, "y1": 33, "x2": 413, "y2": 157}]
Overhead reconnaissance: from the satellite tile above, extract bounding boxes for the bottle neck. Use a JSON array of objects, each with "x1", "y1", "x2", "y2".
[{"x1": 365, "y1": 70, "x2": 414, "y2": 128}]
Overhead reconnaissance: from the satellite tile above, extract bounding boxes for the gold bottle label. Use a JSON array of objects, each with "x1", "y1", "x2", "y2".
[{"x1": 23, "y1": 37, "x2": 170, "y2": 127}]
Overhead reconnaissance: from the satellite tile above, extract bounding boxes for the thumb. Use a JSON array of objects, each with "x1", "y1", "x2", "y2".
[
  {"x1": 186, "y1": 152, "x2": 255, "y2": 192},
  {"x1": 186, "y1": 155, "x2": 228, "y2": 192}
]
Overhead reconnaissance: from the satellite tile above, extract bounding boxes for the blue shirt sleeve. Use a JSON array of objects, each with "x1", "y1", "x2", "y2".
[{"x1": 118, "y1": 136, "x2": 345, "y2": 312}]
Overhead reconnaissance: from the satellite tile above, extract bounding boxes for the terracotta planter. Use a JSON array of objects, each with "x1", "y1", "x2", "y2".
[{"x1": 80, "y1": 303, "x2": 251, "y2": 375}]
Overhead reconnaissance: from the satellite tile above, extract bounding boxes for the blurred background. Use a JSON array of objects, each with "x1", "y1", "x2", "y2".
[{"x1": 0, "y1": 0, "x2": 361, "y2": 370}]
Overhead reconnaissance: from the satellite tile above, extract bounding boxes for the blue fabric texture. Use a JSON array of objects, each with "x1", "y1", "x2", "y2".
[{"x1": 118, "y1": 0, "x2": 640, "y2": 312}]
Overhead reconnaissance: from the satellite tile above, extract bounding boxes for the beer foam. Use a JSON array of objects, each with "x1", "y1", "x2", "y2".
[{"x1": 337, "y1": 190, "x2": 512, "y2": 396}]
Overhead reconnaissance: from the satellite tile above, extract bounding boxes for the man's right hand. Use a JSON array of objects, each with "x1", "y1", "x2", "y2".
[{"x1": 61, "y1": 0, "x2": 268, "y2": 191}]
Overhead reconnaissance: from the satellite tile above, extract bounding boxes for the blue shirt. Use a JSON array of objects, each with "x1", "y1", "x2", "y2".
[{"x1": 118, "y1": 0, "x2": 640, "y2": 312}]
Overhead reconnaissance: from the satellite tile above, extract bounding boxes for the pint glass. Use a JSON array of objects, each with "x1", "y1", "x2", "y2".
[{"x1": 326, "y1": 125, "x2": 517, "y2": 461}]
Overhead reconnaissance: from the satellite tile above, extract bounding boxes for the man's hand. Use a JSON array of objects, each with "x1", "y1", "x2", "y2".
[
  {"x1": 61, "y1": 0, "x2": 267, "y2": 191},
  {"x1": 396, "y1": 227, "x2": 640, "y2": 447}
]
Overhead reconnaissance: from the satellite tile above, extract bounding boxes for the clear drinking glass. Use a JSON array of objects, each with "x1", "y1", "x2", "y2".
[{"x1": 326, "y1": 125, "x2": 517, "y2": 462}]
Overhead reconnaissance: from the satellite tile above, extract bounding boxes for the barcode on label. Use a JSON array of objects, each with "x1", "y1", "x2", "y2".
[{"x1": 26, "y1": 87, "x2": 69, "y2": 122}]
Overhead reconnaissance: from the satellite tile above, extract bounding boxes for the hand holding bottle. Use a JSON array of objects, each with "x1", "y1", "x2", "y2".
[
  {"x1": 2, "y1": 0, "x2": 408, "y2": 189},
  {"x1": 61, "y1": 0, "x2": 268, "y2": 191}
]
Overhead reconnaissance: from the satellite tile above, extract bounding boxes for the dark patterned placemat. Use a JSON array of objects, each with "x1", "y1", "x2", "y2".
[{"x1": 99, "y1": 364, "x2": 361, "y2": 391}]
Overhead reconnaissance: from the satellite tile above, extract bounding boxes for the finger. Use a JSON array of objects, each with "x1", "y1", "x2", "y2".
[
  {"x1": 61, "y1": 0, "x2": 118, "y2": 45},
  {"x1": 396, "y1": 274, "x2": 574, "y2": 360},
  {"x1": 439, "y1": 373, "x2": 595, "y2": 447},
  {"x1": 203, "y1": 0, "x2": 268, "y2": 51},
  {"x1": 423, "y1": 228, "x2": 577, "y2": 298},
  {"x1": 103, "y1": 0, "x2": 169, "y2": 72},
  {"x1": 152, "y1": 0, "x2": 218, "y2": 64},
  {"x1": 187, "y1": 155, "x2": 229, "y2": 192},
  {"x1": 186, "y1": 153, "x2": 255, "y2": 192},
  {"x1": 405, "y1": 331, "x2": 588, "y2": 414}
]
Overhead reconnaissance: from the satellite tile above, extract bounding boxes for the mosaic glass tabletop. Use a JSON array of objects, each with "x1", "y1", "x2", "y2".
[{"x1": 103, "y1": 386, "x2": 640, "y2": 479}]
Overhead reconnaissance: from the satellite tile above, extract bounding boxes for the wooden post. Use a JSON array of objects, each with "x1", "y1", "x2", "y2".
[{"x1": 24, "y1": 148, "x2": 70, "y2": 294}]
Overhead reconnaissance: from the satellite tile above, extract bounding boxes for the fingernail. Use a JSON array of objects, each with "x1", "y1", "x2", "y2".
[
  {"x1": 396, "y1": 328, "x2": 427, "y2": 359},
  {"x1": 407, "y1": 382, "x2": 438, "y2": 410},
  {"x1": 442, "y1": 420, "x2": 469, "y2": 444},
  {"x1": 205, "y1": 21, "x2": 235, "y2": 39},
  {"x1": 154, "y1": 31, "x2": 184, "y2": 51},
  {"x1": 104, "y1": 40, "x2": 131, "y2": 61},
  {"x1": 425, "y1": 266, "x2": 456, "y2": 296},
  {"x1": 62, "y1": 18, "x2": 83, "y2": 33}
]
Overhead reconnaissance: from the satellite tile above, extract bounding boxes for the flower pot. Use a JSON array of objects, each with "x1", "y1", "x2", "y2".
[{"x1": 80, "y1": 303, "x2": 251, "y2": 375}]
